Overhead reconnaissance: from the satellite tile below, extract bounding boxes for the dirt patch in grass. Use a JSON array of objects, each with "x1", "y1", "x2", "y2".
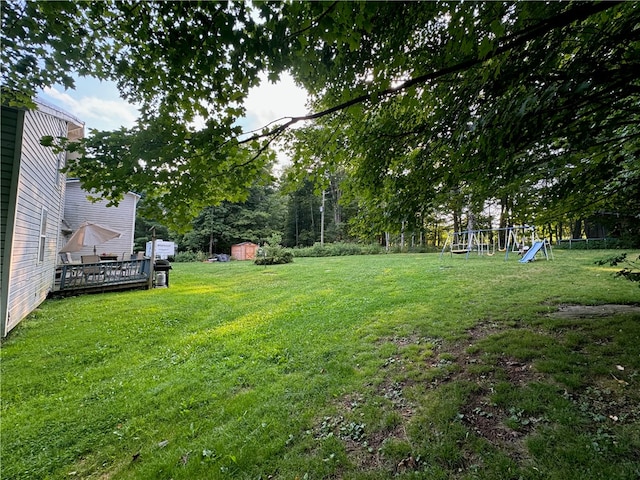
[
  {"x1": 379, "y1": 322, "x2": 553, "y2": 461},
  {"x1": 378, "y1": 333, "x2": 441, "y2": 349},
  {"x1": 343, "y1": 424, "x2": 409, "y2": 471},
  {"x1": 318, "y1": 308, "x2": 640, "y2": 475},
  {"x1": 495, "y1": 356, "x2": 544, "y2": 386},
  {"x1": 316, "y1": 384, "x2": 414, "y2": 470},
  {"x1": 549, "y1": 304, "x2": 640, "y2": 319},
  {"x1": 465, "y1": 321, "x2": 506, "y2": 342},
  {"x1": 438, "y1": 326, "x2": 542, "y2": 458},
  {"x1": 459, "y1": 393, "x2": 525, "y2": 441},
  {"x1": 324, "y1": 324, "x2": 537, "y2": 471}
]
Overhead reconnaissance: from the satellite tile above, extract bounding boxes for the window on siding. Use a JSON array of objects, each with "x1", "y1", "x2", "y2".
[{"x1": 39, "y1": 207, "x2": 48, "y2": 262}]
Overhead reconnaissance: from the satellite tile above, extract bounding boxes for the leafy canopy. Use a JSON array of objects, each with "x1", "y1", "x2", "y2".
[
  {"x1": 284, "y1": 1, "x2": 639, "y2": 227},
  {"x1": 2, "y1": 1, "x2": 638, "y2": 230}
]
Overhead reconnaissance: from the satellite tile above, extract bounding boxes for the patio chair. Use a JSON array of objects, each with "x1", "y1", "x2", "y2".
[
  {"x1": 81, "y1": 255, "x2": 105, "y2": 283},
  {"x1": 118, "y1": 254, "x2": 137, "y2": 278},
  {"x1": 59, "y1": 252, "x2": 73, "y2": 264}
]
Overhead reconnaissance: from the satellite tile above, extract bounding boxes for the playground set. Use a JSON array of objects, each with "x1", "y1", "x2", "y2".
[{"x1": 440, "y1": 225, "x2": 552, "y2": 262}]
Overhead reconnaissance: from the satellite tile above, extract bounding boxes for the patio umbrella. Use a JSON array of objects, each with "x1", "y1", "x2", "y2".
[{"x1": 59, "y1": 221, "x2": 121, "y2": 254}]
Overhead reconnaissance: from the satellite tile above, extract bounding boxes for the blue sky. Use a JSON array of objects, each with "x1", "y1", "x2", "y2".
[
  {"x1": 40, "y1": 78, "x2": 138, "y2": 131},
  {"x1": 38, "y1": 73, "x2": 308, "y2": 135}
]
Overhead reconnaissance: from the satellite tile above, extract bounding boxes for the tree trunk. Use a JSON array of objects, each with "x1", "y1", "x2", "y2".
[
  {"x1": 331, "y1": 179, "x2": 341, "y2": 225},
  {"x1": 309, "y1": 198, "x2": 315, "y2": 239},
  {"x1": 432, "y1": 222, "x2": 437, "y2": 247},
  {"x1": 572, "y1": 219, "x2": 583, "y2": 239},
  {"x1": 499, "y1": 197, "x2": 507, "y2": 247},
  {"x1": 295, "y1": 204, "x2": 299, "y2": 246},
  {"x1": 320, "y1": 190, "x2": 325, "y2": 246},
  {"x1": 453, "y1": 211, "x2": 461, "y2": 235},
  {"x1": 467, "y1": 210, "x2": 476, "y2": 232}
]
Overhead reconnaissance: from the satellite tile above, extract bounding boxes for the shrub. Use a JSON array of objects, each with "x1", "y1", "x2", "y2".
[
  {"x1": 173, "y1": 251, "x2": 208, "y2": 262},
  {"x1": 254, "y1": 234, "x2": 293, "y2": 265},
  {"x1": 360, "y1": 244, "x2": 385, "y2": 255},
  {"x1": 292, "y1": 242, "x2": 384, "y2": 257},
  {"x1": 255, "y1": 249, "x2": 293, "y2": 265},
  {"x1": 329, "y1": 242, "x2": 368, "y2": 256},
  {"x1": 555, "y1": 238, "x2": 623, "y2": 250}
]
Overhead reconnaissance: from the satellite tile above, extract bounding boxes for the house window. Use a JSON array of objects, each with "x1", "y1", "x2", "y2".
[{"x1": 39, "y1": 207, "x2": 48, "y2": 262}]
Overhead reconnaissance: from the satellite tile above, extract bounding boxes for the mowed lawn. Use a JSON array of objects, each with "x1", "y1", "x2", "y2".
[{"x1": 1, "y1": 251, "x2": 639, "y2": 479}]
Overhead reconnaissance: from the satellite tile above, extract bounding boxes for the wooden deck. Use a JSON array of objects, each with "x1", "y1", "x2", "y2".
[{"x1": 52, "y1": 258, "x2": 152, "y2": 296}]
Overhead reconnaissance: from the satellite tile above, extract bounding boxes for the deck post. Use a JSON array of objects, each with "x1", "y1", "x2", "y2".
[{"x1": 147, "y1": 226, "x2": 156, "y2": 290}]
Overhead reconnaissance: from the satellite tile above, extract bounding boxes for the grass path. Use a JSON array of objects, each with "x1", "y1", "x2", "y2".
[{"x1": 1, "y1": 251, "x2": 639, "y2": 479}]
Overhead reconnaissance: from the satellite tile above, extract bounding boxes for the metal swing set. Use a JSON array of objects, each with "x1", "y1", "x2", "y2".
[{"x1": 440, "y1": 225, "x2": 552, "y2": 262}]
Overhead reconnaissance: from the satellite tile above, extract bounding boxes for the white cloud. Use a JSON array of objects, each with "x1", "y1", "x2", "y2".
[
  {"x1": 181, "y1": 72, "x2": 310, "y2": 134},
  {"x1": 241, "y1": 72, "x2": 309, "y2": 173},
  {"x1": 40, "y1": 72, "x2": 308, "y2": 171},
  {"x1": 242, "y1": 72, "x2": 309, "y2": 133},
  {"x1": 41, "y1": 86, "x2": 139, "y2": 131}
]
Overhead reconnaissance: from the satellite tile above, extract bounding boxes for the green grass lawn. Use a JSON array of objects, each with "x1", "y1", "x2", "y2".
[{"x1": 2, "y1": 250, "x2": 639, "y2": 479}]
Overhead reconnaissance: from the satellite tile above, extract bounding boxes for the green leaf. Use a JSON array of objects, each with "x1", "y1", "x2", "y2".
[{"x1": 478, "y1": 37, "x2": 494, "y2": 60}]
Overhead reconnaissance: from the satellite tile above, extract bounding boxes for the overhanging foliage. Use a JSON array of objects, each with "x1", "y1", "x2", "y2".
[{"x1": 2, "y1": 1, "x2": 638, "y2": 231}]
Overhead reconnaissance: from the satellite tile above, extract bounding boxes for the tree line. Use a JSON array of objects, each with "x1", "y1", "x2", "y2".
[{"x1": 135, "y1": 165, "x2": 638, "y2": 256}]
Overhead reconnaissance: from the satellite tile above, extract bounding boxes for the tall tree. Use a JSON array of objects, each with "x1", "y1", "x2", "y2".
[
  {"x1": 177, "y1": 179, "x2": 286, "y2": 254},
  {"x1": 3, "y1": 0, "x2": 284, "y2": 230}
]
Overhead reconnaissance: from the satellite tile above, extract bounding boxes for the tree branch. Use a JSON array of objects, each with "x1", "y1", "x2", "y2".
[
  {"x1": 237, "y1": 1, "x2": 622, "y2": 147},
  {"x1": 287, "y1": 1, "x2": 339, "y2": 39}
]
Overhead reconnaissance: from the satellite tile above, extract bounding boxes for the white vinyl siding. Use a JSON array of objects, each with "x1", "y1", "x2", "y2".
[
  {"x1": 5, "y1": 108, "x2": 68, "y2": 333},
  {"x1": 63, "y1": 181, "x2": 139, "y2": 261}
]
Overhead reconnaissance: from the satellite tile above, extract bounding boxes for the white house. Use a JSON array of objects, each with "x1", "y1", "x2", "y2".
[
  {"x1": 1, "y1": 99, "x2": 141, "y2": 337},
  {"x1": 1, "y1": 100, "x2": 83, "y2": 336},
  {"x1": 63, "y1": 180, "x2": 139, "y2": 262}
]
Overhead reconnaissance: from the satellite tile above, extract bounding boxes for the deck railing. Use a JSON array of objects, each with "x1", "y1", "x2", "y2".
[{"x1": 55, "y1": 258, "x2": 151, "y2": 292}]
